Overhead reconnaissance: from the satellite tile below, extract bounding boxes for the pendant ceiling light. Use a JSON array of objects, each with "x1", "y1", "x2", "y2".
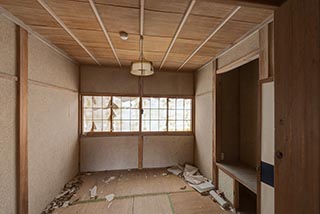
[{"x1": 130, "y1": 0, "x2": 154, "y2": 76}]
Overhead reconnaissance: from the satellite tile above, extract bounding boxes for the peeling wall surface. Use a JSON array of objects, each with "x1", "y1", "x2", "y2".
[
  {"x1": 28, "y1": 36, "x2": 79, "y2": 213},
  {"x1": 143, "y1": 136, "x2": 194, "y2": 168},
  {"x1": 218, "y1": 169, "x2": 234, "y2": 203},
  {"x1": 80, "y1": 136, "x2": 139, "y2": 171},
  {"x1": 195, "y1": 62, "x2": 213, "y2": 179},
  {"x1": 0, "y1": 16, "x2": 18, "y2": 214},
  {"x1": 80, "y1": 66, "x2": 194, "y2": 170}
]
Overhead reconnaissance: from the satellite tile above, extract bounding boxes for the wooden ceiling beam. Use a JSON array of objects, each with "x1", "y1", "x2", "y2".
[
  {"x1": 198, "y1": 0, "x2": 284, "y2": 10},
  {"x1": 177, "y1": 6, "x2": 241, "y2": 71},
  {"x1": 159, "y1": 0, "x2": 196, "y2": 70},
  {"x1": 37, "y1": 0, "x2": 100, "y2": 65},
  {"x1": 88, "y1": 0, "x2": 121, "y2": 67}
]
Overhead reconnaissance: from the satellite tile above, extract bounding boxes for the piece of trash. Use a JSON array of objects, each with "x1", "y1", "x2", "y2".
[
  {"x1": 42, "y1": 176, "x2": 83, "y2": 213},
  {"x1": 189, "y1": 181, "x2": 215, "y2": 193},
  {"x1": 103, "y1": 176, "x2": 116, "y2": 184},
  {"x1": 183, "y1": 164, "x2": 207, "y2": 185},
  {"x1": 162, "y1": 173, "x2": 168, "y2": 176},
  {"x1": 209, "y1": 190, "x2": 229, "y2": 208},
  {"x1": 86, "y1": 172, "x2": 92, "y2": 176},
  {"x1": 167, "y1": 166, "x2": 183, "y2": 176},
  {"x1": 180, "y1": 186, "x2": 187, "y2": 190},
  {"x1": 105, "y1": 194, "x2": 115, "y2": 202},
  {"x1": 89, "y1": 185, "x2": 97, "y2": 199},
  {"x1": 108, "y1": 202, "x2": 113, "y2": 208}
]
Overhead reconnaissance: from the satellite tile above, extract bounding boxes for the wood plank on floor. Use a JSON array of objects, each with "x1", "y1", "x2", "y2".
[{"x1": 170, "y1": 192, "x2": 230, "y2": 214}]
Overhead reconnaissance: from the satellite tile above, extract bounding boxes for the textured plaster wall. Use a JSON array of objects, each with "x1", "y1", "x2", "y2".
[
  {"x1": 28, "y1": 35, "x2": 79, "y2": 214},
  {"x1": 195, "y1": 62, "x2": 213, "y2": 179},
  {"x1": 0, "y1": 15, "x2": 18, "y2": 214}
]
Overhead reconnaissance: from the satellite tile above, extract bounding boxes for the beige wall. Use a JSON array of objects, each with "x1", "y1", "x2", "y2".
[
  {"x1": 143, "y1": 136, "x2": 194, "y2": 168},
  {"x1": 80, "y1": 65, "x2": 194, "y2": 171},
  {"x1": 28, "y1": 36, "x2": 79, "y2": 214},
  {"x1": 194, "y1": 62, "x2": 213, "y2": 179},
  {"x1": 0, "y1": 16, "x2": 18, "y2": 214},
  {"x1": 80, "y1": 136, "x2": 139, "y2": 171}
]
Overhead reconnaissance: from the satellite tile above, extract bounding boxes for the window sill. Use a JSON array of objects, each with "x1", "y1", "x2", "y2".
[{"x1": 81, "y1": 131, "x2": 194, "y2": 137}]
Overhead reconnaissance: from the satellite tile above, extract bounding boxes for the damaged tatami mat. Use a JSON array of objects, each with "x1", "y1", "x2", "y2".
[{"x1": 51, "y1": 168, "x2": 230, "y2": 214}]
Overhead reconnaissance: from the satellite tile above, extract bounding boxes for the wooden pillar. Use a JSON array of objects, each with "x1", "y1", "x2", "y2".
[
  {"x1": 212, "y1": 59, "x2": 218, "y2": 187},
  {"x1": 274, "y1": 0, "x2": 320, "y2": 213},
  {"x1": 138, "y1": 76, "x2": 144, "y2": 169},
  {"x1": 18, "y1": 27, "x2": 28, "y2": 214}
]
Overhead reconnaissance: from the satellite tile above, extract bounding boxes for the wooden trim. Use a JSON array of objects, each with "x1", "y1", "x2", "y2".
[
  {"x1": 259, "y1": 76, "x2": 274, "y2": 83},
  {"x1": 18, "y1": 27, "x2": 28, "y2": 214},
  {"x1": 81, "y1": 131, "x2": 194, "y2": 137},
  {"x1": 28, "y1": 79, "x2": 78, "y2": 93},
  {"x1": 138, "y1": 76, "x2": 143, "y2": 169},
  {"x1": 233, "y1": 180, "x2": 240, "y2": 209},
  {"x1": 212, "y1": 59, "x2": 218, "y2": 187},
  {"x1": 37, "y1": 0, "x2": 100, "y2": 65},
  {"x1": 259, "y1": 25, "x2": 269, "y2": 79},
  {"x1": 177, "y1": 6, "x2": 241, "y2": 71},
  {"x1": 195, "y1": 90, "x2": 212, "y2": 97},
  {"x1": 88, "y1": 0, "x2": 121, "y2": 66},
  {"x1": 0, "y1": 72, "x2": 18, "y2": 81},
  {"x1": 216, "y1": 49, "x2": 260, "y2": 74},
  {"x1": 159, "y1": 0, "x2": 196, "y2": 70},
  {"x1": 0, "y1": 7, "x2": 77, "y2": 64},
  {"x1": 196, "y1": 0, "x2": 284, "y2": 9}
]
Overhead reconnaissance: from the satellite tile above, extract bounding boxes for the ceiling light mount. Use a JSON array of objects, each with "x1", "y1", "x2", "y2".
[{"x1": 119, "y1": 31, "x2": 128, "y2": 40}]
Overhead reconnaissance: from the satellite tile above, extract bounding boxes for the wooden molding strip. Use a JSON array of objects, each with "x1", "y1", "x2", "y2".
[
  {"x1": 197, "y1": 0, "x2": 283, "y2": 10},
  {"x1": 28, "y1": 79, "x2": 78, "y2": 93},
  {"x1": 216, "y1": 49, "x2": 260, "y2": 74},
  {"x1": 195, "y1": 90, "x2": 212, "y2": 97},
  {"x1": 197, "y1": 14, "x2": 273, "y2": 72},
  {"x1": 159, "y1": 0, "x2": 196, "y2": 70},
  {"x1": 37, "y1": 0, "x2": 100, "y2": 65},
  {"x1": 18, "y1": 27, "x2": 28, "y2": 214},
  {"x1": 0, "y1": 72, "x2": 18, "y2": 81},
  {"x1": 177, "y1": 6, "x2": 241, "y2": 71},
  {"x1": 88, "y1": 0, "x2": 121, "y2": 67},
  {"x1": 0, "y1": 7, "x2": 77, "y2": 64}
]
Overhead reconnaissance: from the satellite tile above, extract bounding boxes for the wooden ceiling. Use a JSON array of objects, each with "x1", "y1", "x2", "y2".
[{"x1": 0, "y1": 0, "x2": 273, "y2": 71}]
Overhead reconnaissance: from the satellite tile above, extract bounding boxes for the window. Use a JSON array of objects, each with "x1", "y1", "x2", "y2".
[
  {"x1": 82, "y1": 96, "x2": 139, "y2": 133},
  {"x1": 82, "y1": 95, "x2": 192, "y2": 133},
  {"x1": 142, "y1": 97, "x2": 167, "y2": 131}
]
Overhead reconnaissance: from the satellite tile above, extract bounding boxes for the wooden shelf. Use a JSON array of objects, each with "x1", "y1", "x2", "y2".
[{"x1": 216, "y1": 162, "x2": 257, "y2": 194}]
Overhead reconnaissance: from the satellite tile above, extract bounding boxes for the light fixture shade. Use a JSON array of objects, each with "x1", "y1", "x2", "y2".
[{"x1": 130, "y1": 59, "x2": 154, "y2": 76}]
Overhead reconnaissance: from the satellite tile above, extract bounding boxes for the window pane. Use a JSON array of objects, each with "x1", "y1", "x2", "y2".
[
  {"x1": 103, "y1": 121, "x2": 111, "y2": 131},
  {"x1": 159, "y1": 98, "x2": 167, "y2": 108},
  {"x1": 83, "y1": 120, "x2": 92, "y2": 132},
  {"x1": 142, "y1": 120, "x2": 150, "y2": 131},
  {"x1": 122, "y1": 97, "x2": 131, "y2": 108},
  {"x1": 184, "y1": 109, "x2": 191, "y2": 121},
  {"x1": 113, "y1": 109, "x2": 121, "y2": 120},
  {"x1": 92, "y1": 96, "x2": 102, "y2": 108},
  {"x1": 168, "y1": 121, "x2": 175, "y2": 131},
  {"x1": 169, "y1": 110, "x2": 175, "y2": 120},
  {"x1": 83, "y1": 109, "x2": 92, "y2": 120},
  {"x1": 121, "y1": 109, "x2": 130, "y2": 120},
  {"x1": 168, "y1": 98, "x2": 176, "y2": 109},
  {"x1": 131, "y1": 121, "x2": 139, "y2": 131},
  {"x1": 122, "y1": 121, "x2": 130, "y2": 131},
  {"x1": 176, "y1": 99, "x2": 184, "y2": 109},
  {"x1": 131, "y1": 109, "x2": 139, "y2": 120},
  {"x1": 176, "y1": 110, "x2": 184, "y2": 120},
  {"x1": 143, "y1": 109, "x2": 150, "y2": 120},
  {"x1": 151, "y1": 121, "x2": 159, "y2": 131},
  {"x1": 150, "y1": 98, "x2": 159, "y2": 108},
  {"x1": 159, "y1": 109, "x2": 167, "y2": 120},
  {"x1": 142, "y1": 98, "x2": 151, "y2": 108},
  {"x1": 113, "y1": 120, "x2": 121, "y2": 132},
  {"x1": 159, "y1": 120, "x2": 167, "y2": 131},
  {"x1": 131, "y1": 97, "x2": 140, "y2": 108},
  {"x1": 103, "y1": 109, "x2": 111, "y2": 120},
  {"x1": 83, "y1": 96, "x2": 92, "y2": 108},
  {"x1": 113, "y1": 97, "x2": 121, "y2": 109},
  {"x1": 176, "y1": 121, "x2": 184, "y2": 131},
  {"x1": 151, "y1": 109, "x2": 159, "y2": 120},
  {"x1": 93, "y1": 109, "x2": 102, "y2": 119},
  {"x1": 185, "y1": 99, "x2": 192, "y2": 109},
  {"x1": 184, "y1": 120, "x2": 191, "y2": 131},
  {"x1": 103, "y1": 96, "x2": 111, "y2": 108},
  {"x1": 93, "y1": 120, "x2": 102, "y2": 131}
]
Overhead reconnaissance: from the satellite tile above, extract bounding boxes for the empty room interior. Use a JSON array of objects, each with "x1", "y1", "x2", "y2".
[{"x1": 0, "y1": 0, "x2": 319, "y2": 214}]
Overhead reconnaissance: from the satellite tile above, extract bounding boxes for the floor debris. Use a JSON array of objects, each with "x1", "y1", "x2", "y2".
[
  {"x1": 167, "y1": 166, "x2": 183, "y2": 176},
  {"x1": 180, "y1": 186, "x2": 187, "y2": 190},
  {"x1": 189, "y1": 181, "x2": 215, "y2": 193},
  {"x1": 103, "y1": 176, "x2": 116, "y2": 184},
  {"x1": 183, "y1": 164, "x2": 208, "y2": 185},
  {"x1": 89, "y1": 185, "x2": 97, "y2": 199},
  {"x1": 209, "y1": 190, "x2": 229, "y2": 208},
  {"x1": 107, "y1": 202, "x2": 113, "y2": 208},
  {"x1": 105, "y1": 193, "x2": 115, "y2": 202},
  {"x1": 41, "y1": 176, "x2": 82, "y2": 214},
  {"x1": 162, "y1": 173, "x2": 168, "y2": 176}
]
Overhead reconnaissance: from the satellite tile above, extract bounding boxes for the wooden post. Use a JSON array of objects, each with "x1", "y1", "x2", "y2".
[
  {"x1": 138, "y1": 76, "x2": 143, "y2": 169},
  {"x1": 212, "y1": 59, "x2": 218, "y2": 187},
  {"x1": 18, "y1": 27, "x2": 28, "y2": 214}
]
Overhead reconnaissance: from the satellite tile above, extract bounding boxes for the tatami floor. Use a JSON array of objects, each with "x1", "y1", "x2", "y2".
[{"x1": 53, "y1": 168, "x2": 230, "y2": 214}]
